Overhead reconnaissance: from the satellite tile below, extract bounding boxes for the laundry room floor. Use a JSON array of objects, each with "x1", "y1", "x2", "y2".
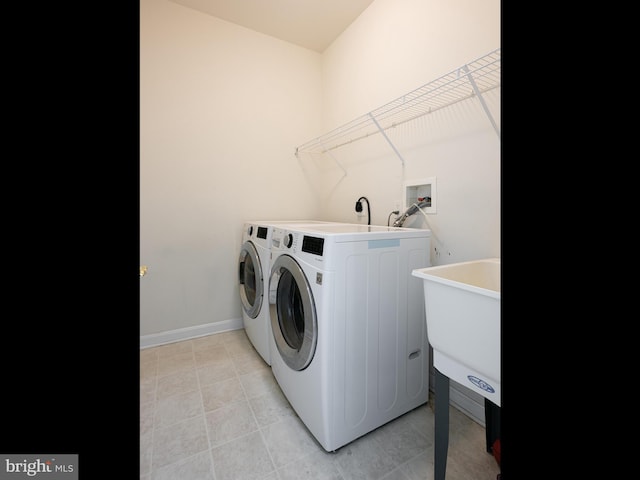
[{"x1": 140, "y1": 329, "x2": 501, "y2": 480}]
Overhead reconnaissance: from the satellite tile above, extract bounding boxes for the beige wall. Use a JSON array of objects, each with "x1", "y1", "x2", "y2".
[
  {"x1": 311, "y1": 0, "x2": 500, "y2": 258},
  {"x1": 140, "y1": 0, "x2": 323, "y2": 337},
  {"x1": 140, "y1": 0, "x2": 500, "y2": 340}
]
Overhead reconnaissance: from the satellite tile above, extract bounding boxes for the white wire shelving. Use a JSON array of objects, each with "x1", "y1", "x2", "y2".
[{"x1": 294, "y1": 48, "x2": 501, "y2": 163}]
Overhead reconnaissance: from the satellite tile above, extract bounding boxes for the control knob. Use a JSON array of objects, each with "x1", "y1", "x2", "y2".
[{"x1": 284, "y1": 233, "x2": 293, "y2": 248}]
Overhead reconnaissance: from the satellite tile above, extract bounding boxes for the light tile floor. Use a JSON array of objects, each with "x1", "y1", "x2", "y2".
[{"x1": 140, "y1": 329, "x2": 501, "y2": 480}]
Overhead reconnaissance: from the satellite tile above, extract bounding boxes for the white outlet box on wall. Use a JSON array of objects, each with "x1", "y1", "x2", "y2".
[{"x1": 403, "y1": 177, "x2": 437, "y2": 214}]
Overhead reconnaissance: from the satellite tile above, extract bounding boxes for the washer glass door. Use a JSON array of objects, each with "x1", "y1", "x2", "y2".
[
  {"x1": 269, "y1": 254, "x2": 317, "y2": 371},
  {"x1": 238, "y1": 241, "x2": 263, "y2": 319}
]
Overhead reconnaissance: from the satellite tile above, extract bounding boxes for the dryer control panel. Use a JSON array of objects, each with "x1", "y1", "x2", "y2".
[
  {"x1": 302, "y1": 236, "x2": 324, "y2": 256},
  {"x1": 271, "y1": 228, "x2": 327, "y2": 265}
]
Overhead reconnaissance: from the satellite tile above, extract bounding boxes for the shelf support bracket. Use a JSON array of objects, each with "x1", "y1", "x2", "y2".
[
  {"x1": 369, "y1": 113, "x2": 405, "y2": 166},
  {"x1": 296, "y1": 146, "x2": 347, "y2": 178},
  {"x1": 461, "y1": 64, "x2": 500, "y2": 139},
  {"x1": 321, "y1": 141, "x2": 347, "y2": 178}
]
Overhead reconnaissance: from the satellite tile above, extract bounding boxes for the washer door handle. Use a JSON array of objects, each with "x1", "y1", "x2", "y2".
[
  {"x1": 239, "y1": 260, "x2": 245, "y2": 284},
  {"x1": 268, "y1": 267, "x2": 282, "y2": 305}
]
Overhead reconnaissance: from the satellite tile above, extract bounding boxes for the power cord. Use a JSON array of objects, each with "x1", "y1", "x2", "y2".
[{"x1": 355, "y1": 196, "x2": 371, "y2": 225}]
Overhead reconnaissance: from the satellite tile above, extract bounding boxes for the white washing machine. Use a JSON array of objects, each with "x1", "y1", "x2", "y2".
[
  {"x1": 267, "y1": 223, "x2": 432, "y2": 452},
  {"x1": 238, "y1": 220, "x2": 338, "y2": 365}
]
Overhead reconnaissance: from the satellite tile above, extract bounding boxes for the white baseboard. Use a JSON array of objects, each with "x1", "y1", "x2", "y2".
[{"x1": 140, "y1": 318, "x2": 244, "y2": 349}]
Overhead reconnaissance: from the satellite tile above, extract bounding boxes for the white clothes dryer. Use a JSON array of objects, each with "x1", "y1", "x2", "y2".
[
  {"x1": 238, "y1": 220, "x2": 339, "y2": 365},
  {"x1": 268, "y1": 223, "x2": 432, "y2": 452}
]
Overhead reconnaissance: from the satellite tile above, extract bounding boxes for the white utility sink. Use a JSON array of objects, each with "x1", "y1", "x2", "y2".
[{"x1": 412, "y1": 258, "x2": 500, "y2": 406}]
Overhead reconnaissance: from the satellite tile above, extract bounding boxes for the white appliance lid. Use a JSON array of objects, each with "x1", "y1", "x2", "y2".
[{"x1": 287, "y1": 223, "x2": 431, "y2": 241}]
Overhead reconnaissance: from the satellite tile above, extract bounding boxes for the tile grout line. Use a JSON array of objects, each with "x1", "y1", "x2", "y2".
[
  {"x1": 150, "y1": 340, "x2": 215, "y2": 478},
  {"x1": 226, "y1": 339, "x2": 282, "y2": 480},
  {"x1": 192, "y1": 340, "x2": 221, "y2": 480}
]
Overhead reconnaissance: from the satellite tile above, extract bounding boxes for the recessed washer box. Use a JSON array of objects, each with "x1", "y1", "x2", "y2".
[{"x1": 403, "y1": 177, "x2": 437, "y2": 214}]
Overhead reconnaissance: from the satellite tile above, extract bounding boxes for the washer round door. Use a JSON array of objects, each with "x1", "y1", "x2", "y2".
[
  {"x1": 269, "y1": 254, "x2": 317, "y2": 371},
  {"x1": 238, "y1": 241, "x2": 263, "y2": 319}
]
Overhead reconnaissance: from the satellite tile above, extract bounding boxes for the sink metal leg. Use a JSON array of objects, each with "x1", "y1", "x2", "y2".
[{"x1": 434, "y1": 368, "x2": 450, "y2": 480}]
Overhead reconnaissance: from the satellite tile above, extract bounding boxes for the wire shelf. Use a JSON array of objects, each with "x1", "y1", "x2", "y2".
[{"x1": 295, "y1": 48, "x2": 500, "y2": 156}]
